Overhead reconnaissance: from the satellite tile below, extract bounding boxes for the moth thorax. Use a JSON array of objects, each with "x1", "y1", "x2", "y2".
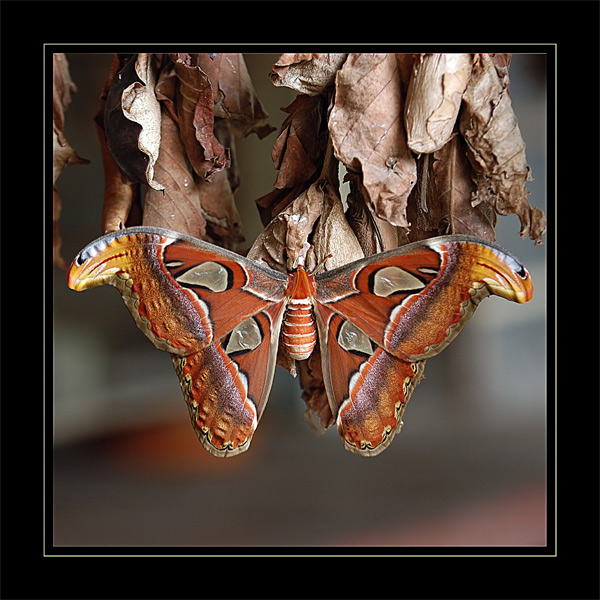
[{"x1": 282, "y1": 299, "x2": 317, "y2": 360}]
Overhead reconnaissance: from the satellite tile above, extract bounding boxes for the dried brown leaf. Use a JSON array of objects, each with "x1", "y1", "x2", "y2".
[
  {"x1": 433, "y1": 136, "x2": 497, "y2": 240},
  {"x1": 271, "y1": 53, "x2": 348, "y2": 96},
  {"x1": 194, "y1": 53, "x2": 275, "y2": 139},
  {"x1": 329, "y1": 53, "x2": 417, "y2": 227},
  {"x1": 489, "y1": 53, "x2": 512, "y2": 85},
  {"x1": 52, "y1": 127, "x2": 89, "y2": 185},
  {"x1": 171, "y1": 54, "x2": 230, "y2": 179},
  {"x1": 254, "y1": 95, "x2": 324, "y2": 225},
  {"x1": 272, "y1": 95, "x2": 324, "y2": 190},
  {"x1": 154, "y1": 61, "x2": 179, "y2": 122},
  {"x1": 103, "y1": 55, "x2": 162, "y2": 189},
  {"x1": 98, "y1": 120, "x2": 138, "y2": 234},
  {"x1": 528, "y1": 208, "x2": 547, "y2": 245},
  {"x1": 246, "y1": 209, "x2": 289, "y2": 271},
  {"x1": 405, "y1": 53, "x2": 473, "y2": 153},
  {"x1": 198, "y1": 168, "x2": 244, "y2": 249},
  {"x1": 395, "y1": 53, "x2": 419, "y2": 90},
  {"x1": 247, "y1": 181, "x2": 325, "y2": 270},
  {"x1": 460, "y1": 53, "x2": 545, "y2": 244},
  {"x1": 254, "y1": 184, "x2": 307, "y2": 228},
  {"x1": 311, "y1": 181, "x2": 364, "y2": 269},
  {"x1": 345, "y1": 178, "x2": 402, "y2": 255},
  {"x1": 407, "y1": 135, "x2": 496, "y2": 242},
  {"x1": 142, "y1": 109, "x2": 206, "y2": 239},
  {"x1": 53, "y1": 54, "x2": 77, "y2": 142},
  {"x1": 95, "y1": 56, "x2": 139, "y2": 233},
  {"x1": 121, "y1": 54, "x2": 163, "y2": 191},
  {"x1": 214, "y1": 119, "x2": 241, "y2": 192}
]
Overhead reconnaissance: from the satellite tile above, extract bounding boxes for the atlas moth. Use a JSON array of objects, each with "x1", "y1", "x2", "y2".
[{"x1": 67, "y1": 226, "x2": 533, "y2": 457}]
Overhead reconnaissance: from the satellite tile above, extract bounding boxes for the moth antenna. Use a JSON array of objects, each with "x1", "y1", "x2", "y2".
[{"x1": 312, "y1": 253, "x2": 333, "y2": 275}]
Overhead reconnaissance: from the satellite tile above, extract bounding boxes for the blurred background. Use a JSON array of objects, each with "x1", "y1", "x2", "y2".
[{"x1": 52, "y1": 52, "x2": 547, "y2": 547}]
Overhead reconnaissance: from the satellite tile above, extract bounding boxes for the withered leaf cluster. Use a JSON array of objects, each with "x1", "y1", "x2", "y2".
[
  {"x1": 259, "y1": 53, "x2": 545, "y2": 255},
  {"x1": 95, "y1": 53, "x2": 274, "y2": 248},
  {"x1": 54, "y1": 52, "x2": 545, "y2": 267}
]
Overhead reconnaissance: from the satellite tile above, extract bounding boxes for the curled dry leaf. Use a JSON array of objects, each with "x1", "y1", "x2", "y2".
[
  {"x1": 98, "y1": 122, "x2": 138, "y2": 234},
  {"x1": 311, "y1": 181, "x2": 364, "y2": 269},
  {"x1": 250, "y1": 180, "x2": 364, "y2": 270},
  {"x1": 103, "y1": 55, "x2": 164, "y2": 191},
  {"x1": 345, "y1": 175, "x2": 404, "y2": 255},
  {"x1": 272, "y1": 95, "x2": 324, "y2": 191},
  {"x1": 527, "y1": 207, "x2": 547, "y2": 246},
  {"x1": 198, "y1": 168, "x2": 244, "y2": 249},
  {"x1": 460, "y1": 53, "x2": 545, "y2": 244},
  {"x1": 121, "y1": 54, "x2": 163, "y2": 191},
  {"x1": 254, "y1": 184, "x2": 307, "y2": 229},
  {"x1": 53, "y1": 188, "x2": 67, "y2": 268},
  {"x1": 214, "y1": 118, "x2": 240, "y2": 192},
  {"x1": 489, "y1": 53, "x2": 512, "y2": 85},
  {"x1": 329, "y1": 53, "x2": 417, "y2": 227},
  {"x1": 146, "y1": 53, "x2": 274, "y2": 246},
  {"x1": 194, "y1": 53, "x2": 275, "y2": 140},
  {"x1": 53, "y1": 53, "x2": 89, "y2": 267},
  {"x1": 271, "y1": 53, "x2": 348, "y2": 96},
  {"x1": 395, "y1": 53, "x2": 419, "y2": 91},
  {"x1": 140, "y1": 53, "x2": 274, "y2": 246},
  {"x1": 255, "y1": 94, "x2": 324, "y2": 225},
  {"x1": 154, "y1": 60, "x2": 178, "y2": 122},
  {"x1": 405, "y1": 53, "x2": 473, "y2": 154},
  {"x1": 52, "y1": 127, "x2": 89, "y2": 185},
  {"x1": 170, "y1": 54, "x2": 230, "y2": 180},
  {"x1": 53, "y1": 53, "x2": 77, "y2": 145},
  {"x1": 146, "y1": 61, "x2": 240, "y2": 245},
  {"x1": 142, "y1": 109, "x2": 206, "y2": 240},
  {"x1": 248, "y1": 180, "x2": 325, "y2": 271},
  {"x1": 246, "y1": 210, "x2": 290, "y2": 271},
  {"x1": 406, "y1": 134, "x2": 496, "y2": 242},
  {"x1": 96, "y1": 55, "x2": 137, "y2": 233}
]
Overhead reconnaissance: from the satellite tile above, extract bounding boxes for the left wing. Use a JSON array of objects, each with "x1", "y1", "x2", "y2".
[{"x1": 67, "y1": 226, "x2": 289, "y2": 456}]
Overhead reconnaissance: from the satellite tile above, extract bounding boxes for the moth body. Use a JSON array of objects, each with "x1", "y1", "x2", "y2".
[{"x1": 282, "y1": 266, "x2": 317, "y2": 360}]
